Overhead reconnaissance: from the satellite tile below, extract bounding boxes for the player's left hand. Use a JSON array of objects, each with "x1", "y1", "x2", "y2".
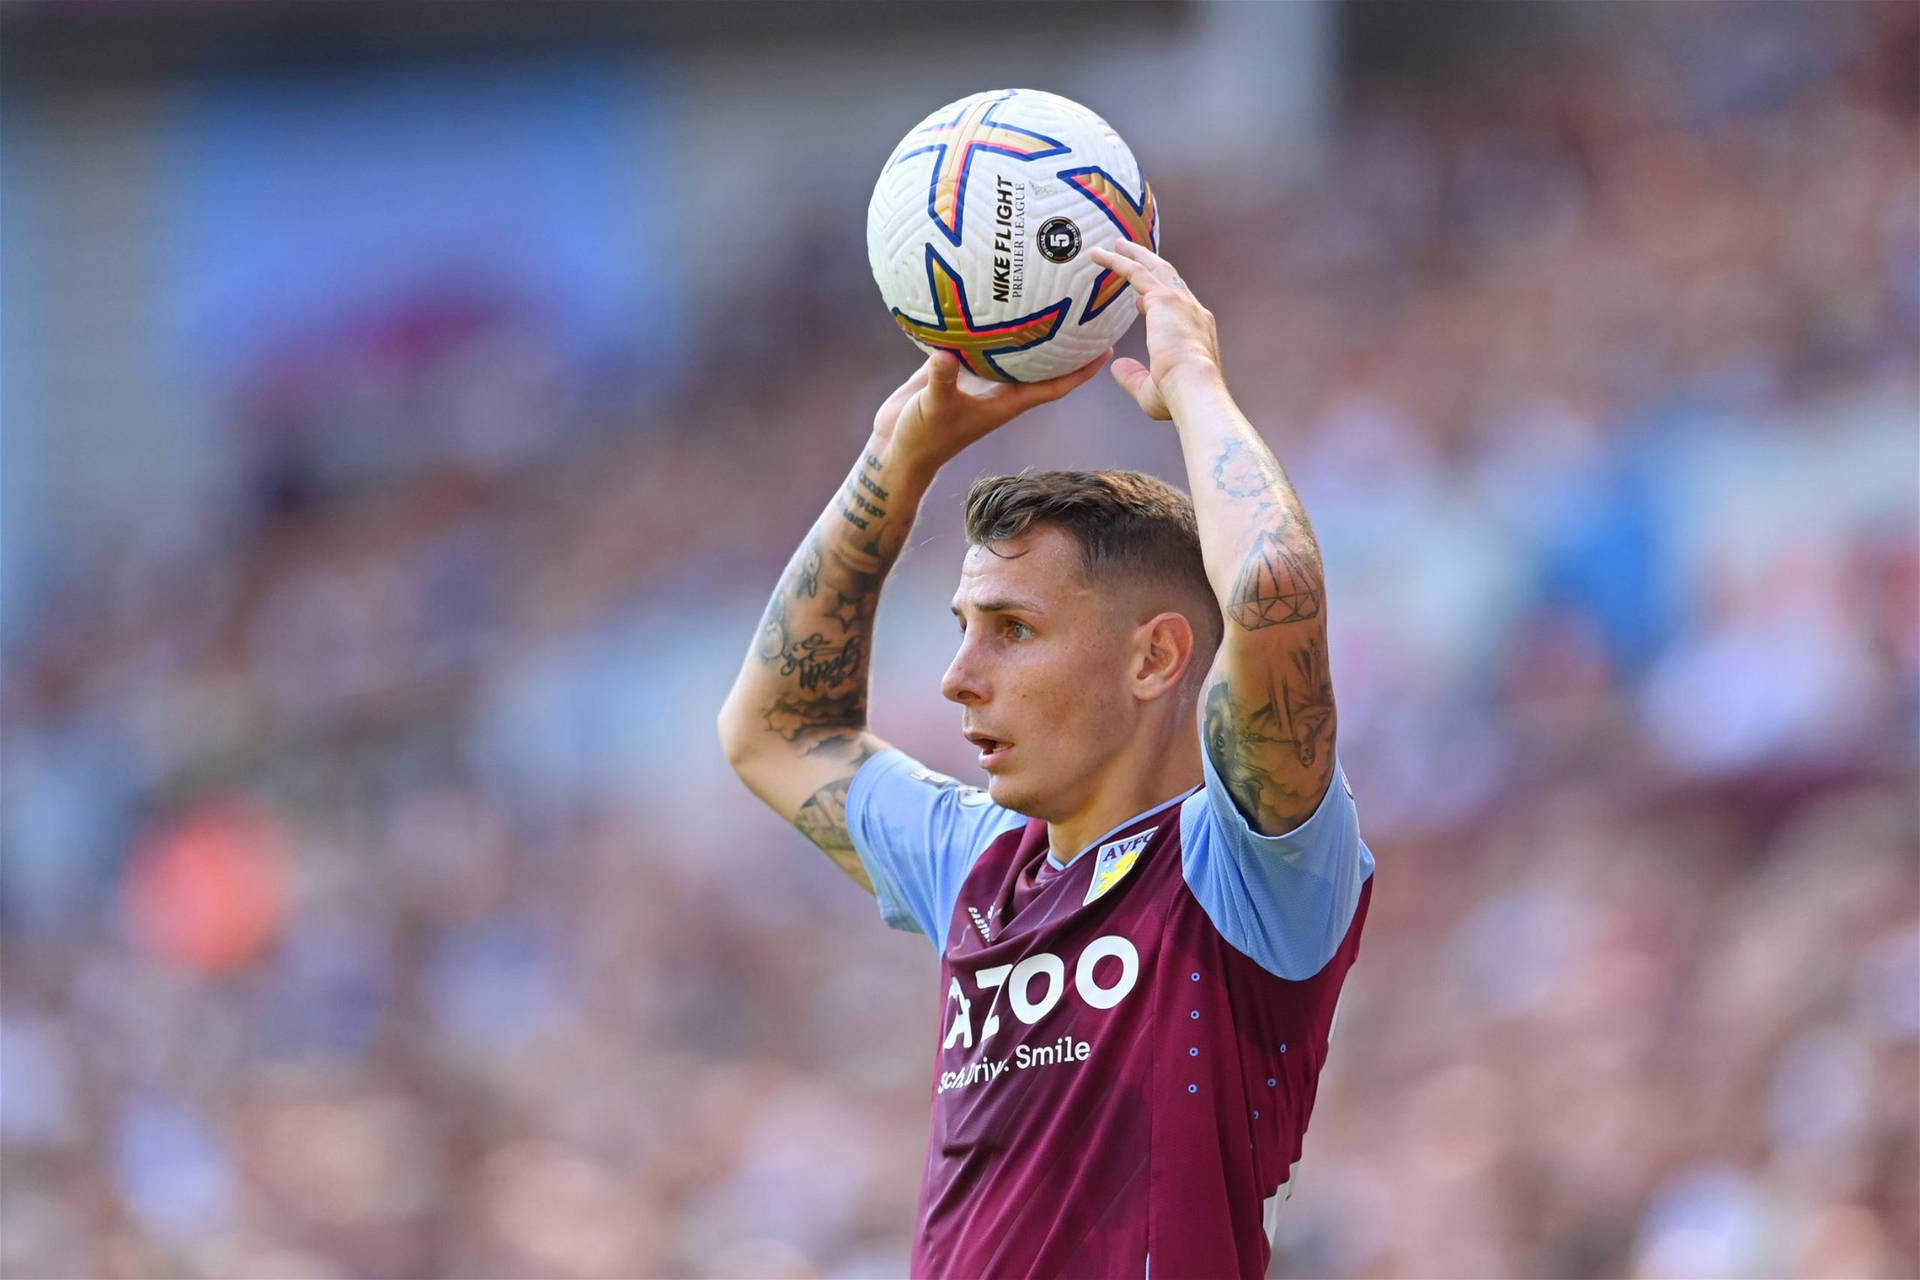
[{"x1": 1087, "y1": 241, "x2": 1223, "y2": 422}]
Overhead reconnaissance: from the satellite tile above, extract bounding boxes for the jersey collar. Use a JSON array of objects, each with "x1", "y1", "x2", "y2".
[{"x1": 1045, "y1": 785, "x2": 1202, "y2": 870}]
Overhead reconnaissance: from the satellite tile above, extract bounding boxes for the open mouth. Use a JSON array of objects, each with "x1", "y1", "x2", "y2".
[{"x1": 964, "y1": 733, "x2": 1011, "y2": 768}]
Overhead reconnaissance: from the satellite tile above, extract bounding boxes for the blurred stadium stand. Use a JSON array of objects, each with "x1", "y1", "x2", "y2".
[{"x1": 1, "y1": 2, "x2": 1915, "y2": 1277}]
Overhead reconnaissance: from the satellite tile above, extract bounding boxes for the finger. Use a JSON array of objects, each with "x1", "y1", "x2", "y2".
[
  {"x1": 1107, "y1": 239, "x2": 1186, "y2": 290},
  {"x1": 924, "y1": 349, "x2": 962, "y2": 400},
  {"x1": 1110, "y1": 355, "x2": 1150, "y2": 390},
  {"x1": 1011, "y1": 348, "x2": 1111, "y2": 409},
  {"x1": 1109, "y1": 237, "x2": 1166, "y2": 265},
  {"x1": 1087, "y1": 249, "x2": 1165, "y2": 304},
  {"x1": 1088, "y1": 245, "x2": 1151, "y2": 285},
  {"x1": 1105, "y1": 237, "x2": 1187, "y2": 285},
  {"x1": 1110, "y1": 356, "x2": 1170, "y2": 421},
  {"x1": 1090, "y1": 245, "x2": 1184, "y2": 300}
]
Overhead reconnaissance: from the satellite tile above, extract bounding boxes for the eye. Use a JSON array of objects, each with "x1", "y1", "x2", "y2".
[{"x1": 1004, "y1": 619, "x2": 1034, "y2": 640}]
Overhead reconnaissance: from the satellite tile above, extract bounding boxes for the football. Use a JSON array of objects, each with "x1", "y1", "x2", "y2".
[{"x1": 867, "y1": 88, "x2": 1158, "y2": 383}]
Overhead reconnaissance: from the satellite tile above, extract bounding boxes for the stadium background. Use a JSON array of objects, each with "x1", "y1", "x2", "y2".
[{"x1": 2, "y1": 2, "x2": 1915, "y2": 1276}]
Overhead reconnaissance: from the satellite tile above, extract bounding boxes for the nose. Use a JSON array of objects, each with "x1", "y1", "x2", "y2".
[{"x1": 940, "y1": 637, "x2": 987, "y2": 705}]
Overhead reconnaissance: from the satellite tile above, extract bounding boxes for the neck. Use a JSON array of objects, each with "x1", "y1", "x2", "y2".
[{"x1": 1046, "y1": 705, "x2": 1203, "y2": 865}]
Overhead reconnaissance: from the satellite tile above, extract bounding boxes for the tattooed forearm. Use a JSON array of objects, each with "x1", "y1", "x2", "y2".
[
  {"x1": 722, "y1": 435, "x2": 934, "y2": 893},
  {"x1": 769, "y1": 630, "x2": 866, "y2": 692},
  {"x1": 1212, "y1": 438, "x2": 1286, "y2": 504},
  {"x1": 1229, "y1": 530, "x2": 1323, "y2": 630},
  {"x1": 795, "y1": 543, "x2": 822, "y2": 598},
  {"x1": 754, "y1": 557, "x2": 877, "y2": 737},
  {"x1": 753, "y1": 450, "x2": 909, "y2": 747},
  {"x1": 793, "y1": 773, "x2": 876, "y2": 888},
  {"x1": 1212, "y1": 440, "x2": 1324, "y2": 633},
  {"x1": 855, "y1": 457, "x2": 891, "y2": 502},
  {"x1": 760, "y1": 687, "x2": 868, "y2": 745},
  {"x1": 825, "y1": 588, "x2": 874, "y2": 631},
  {"x1": 834, "y1": 451, "x2": 895, "y2": 535}
]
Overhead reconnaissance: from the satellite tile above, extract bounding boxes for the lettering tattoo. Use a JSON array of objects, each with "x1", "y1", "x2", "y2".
[
  {"x1": 772, "y1": 630, "x2": 865, "y2": 691},
  {"x1": 834, "y1": 452, "x2": 895, "y2": 534}
]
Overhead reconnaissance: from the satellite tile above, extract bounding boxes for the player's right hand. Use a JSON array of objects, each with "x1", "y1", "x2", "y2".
[{"x1": 874, "y1": 348, "x2": 1110, "y2": 471}]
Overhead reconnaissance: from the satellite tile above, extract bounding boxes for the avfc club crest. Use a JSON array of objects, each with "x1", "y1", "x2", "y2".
[{"x1": 1084, "y1": 832, "x2": 1149, "y2": 905}]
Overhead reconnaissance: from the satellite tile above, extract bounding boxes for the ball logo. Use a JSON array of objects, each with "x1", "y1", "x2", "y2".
[
  {"x1": 1037, "y1": 217, "x2": 1082, "y2": 264},
  {"x1": 870, "y1": 88, "x2": 1150, "y2": 380}
]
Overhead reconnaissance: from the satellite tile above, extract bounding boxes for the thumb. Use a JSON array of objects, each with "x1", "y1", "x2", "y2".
[
  {"x1": 1111, "y1": 357, "x2": 1170, "y2": 421},
  {"x1": 925, "y1": 349, "x2": 962, "y2": 402}
]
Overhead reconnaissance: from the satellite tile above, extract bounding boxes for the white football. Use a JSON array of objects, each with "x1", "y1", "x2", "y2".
[{"x1": 867, "y1": 88, "x2": 1158, "y2": 383}]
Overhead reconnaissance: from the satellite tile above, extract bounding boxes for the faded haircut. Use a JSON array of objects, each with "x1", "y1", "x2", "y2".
[{"x1": 963, "y1": 469, "x2": 1224, "y2": 659}]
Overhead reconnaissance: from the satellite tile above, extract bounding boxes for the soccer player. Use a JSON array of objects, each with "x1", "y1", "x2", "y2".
[{"x1": 718, "y1": 240, "x2": 1373, "y2": 1279}]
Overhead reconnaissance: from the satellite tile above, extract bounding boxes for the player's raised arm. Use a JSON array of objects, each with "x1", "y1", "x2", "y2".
[
  {"x1": 718, "y1": 349, "x2": 1110, "y2": 888},
  {"x1": 1091, "y1": 241, "x2": 1334, "y2": 834}
]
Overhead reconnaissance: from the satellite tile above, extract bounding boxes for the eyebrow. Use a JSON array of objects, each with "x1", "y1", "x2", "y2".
[{"x1": 951, "y1": 596, "x2": 1046, "y2": 618}]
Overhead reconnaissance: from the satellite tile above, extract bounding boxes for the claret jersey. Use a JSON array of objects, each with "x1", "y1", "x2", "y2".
[{"x1": 848, "y1": 746, "x2": 1374, "y2": 1279}]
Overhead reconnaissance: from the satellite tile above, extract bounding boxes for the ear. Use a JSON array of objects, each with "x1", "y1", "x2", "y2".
[{"x1": 1130, "y1": 611, "x2": 1197, "y2": 702}]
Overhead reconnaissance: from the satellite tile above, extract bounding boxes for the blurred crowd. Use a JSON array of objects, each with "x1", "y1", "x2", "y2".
[{"x1": 3, "y1": 5, "x2": 1916, "y2": 1278}]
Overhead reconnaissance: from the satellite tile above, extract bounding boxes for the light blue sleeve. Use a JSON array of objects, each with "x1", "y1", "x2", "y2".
[
  {"x1": 1178, "y1": 747, "x2": 1375, "y2": 980},
  {"x1": 845, "y1": 748, "x2": 1026, "y2": 944}
]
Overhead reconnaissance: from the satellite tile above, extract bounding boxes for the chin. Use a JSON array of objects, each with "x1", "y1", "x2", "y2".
[{"x1": 984, "y1": 773, "x2": 1044, "y2": 818}]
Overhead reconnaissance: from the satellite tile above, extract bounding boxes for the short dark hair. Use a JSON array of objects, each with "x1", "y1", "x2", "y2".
[{"x1": 963, "y1": 469, "x2": 1224, "y2": 658}]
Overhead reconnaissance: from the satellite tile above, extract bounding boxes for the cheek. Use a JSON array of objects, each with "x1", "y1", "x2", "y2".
[{"x1": 1024, "y1": 644, "x2": 1129, "y2": 732}]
